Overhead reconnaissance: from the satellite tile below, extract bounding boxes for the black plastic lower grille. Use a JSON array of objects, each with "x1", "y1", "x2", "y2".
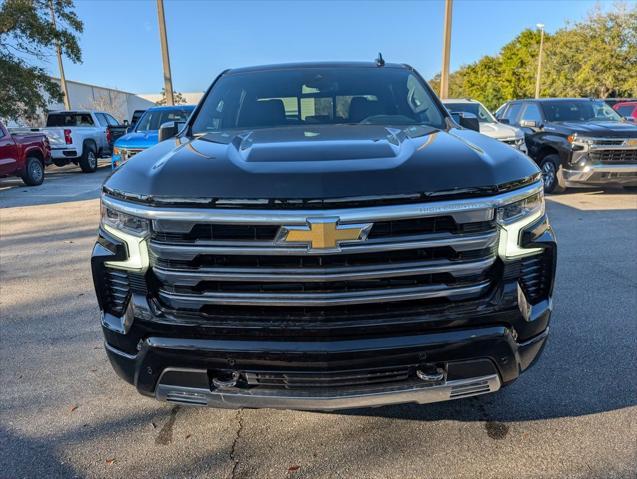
[{"x1": 244, "y1": 365, "x2": 414, "y2": 389}]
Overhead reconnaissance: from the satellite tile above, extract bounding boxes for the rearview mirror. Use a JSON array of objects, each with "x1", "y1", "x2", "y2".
[
  {"x1": 158, "y1": 121, "x2": 185, "y2": 142},
  {"x1": 451, "y1": 112, "x2": 480, "y2": 132},
  {"x1": 123, "y1": 119, "x2": 129, "y2": 127}
]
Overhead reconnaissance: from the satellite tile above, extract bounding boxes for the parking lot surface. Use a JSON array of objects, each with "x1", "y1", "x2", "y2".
[{"x1": 1, "y1": 164, "x2": 636, "y2": 478}]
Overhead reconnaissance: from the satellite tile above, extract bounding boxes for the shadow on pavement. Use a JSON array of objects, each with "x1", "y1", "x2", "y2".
[{"x1": 0, "y1": 162, "x2": 112, "y2": 209}]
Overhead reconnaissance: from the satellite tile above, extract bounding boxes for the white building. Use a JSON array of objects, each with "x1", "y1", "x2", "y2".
[{"x1": 48, "y1": 77, "x2": 156, "y2": 122}]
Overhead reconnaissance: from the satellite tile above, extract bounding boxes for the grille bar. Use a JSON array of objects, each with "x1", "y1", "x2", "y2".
[
  {"x1": 148, "y1": 230, "x2": 498, "y2": 259},
  {"x1": 153, "y1": 256, "x2": 495, "y2": 284},
  {"x1": 157, "y1": 280, "x2": 491, "y2": 307}
]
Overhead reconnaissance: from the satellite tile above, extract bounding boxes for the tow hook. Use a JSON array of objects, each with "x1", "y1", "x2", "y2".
[
  {"x1": 212, "y1": 371, "x2": 240, "y2": 389},
  {"x1": 416, "y1": 365, "x2": 446, "y2": 383}
]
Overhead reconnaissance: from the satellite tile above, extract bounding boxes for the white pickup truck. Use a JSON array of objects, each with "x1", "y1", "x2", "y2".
[{"x1": 19, "y1": 110, "x2": 127, "y2": 173}]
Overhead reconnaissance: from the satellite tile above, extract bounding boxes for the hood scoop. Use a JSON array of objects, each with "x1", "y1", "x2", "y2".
[{"x1": 236, "y1": 125, "x2": 402, "y2": 163}]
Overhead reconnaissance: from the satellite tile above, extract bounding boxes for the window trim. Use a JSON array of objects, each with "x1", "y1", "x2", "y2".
[{"x1": 520, "y1": 101, "x2": 545, "y2": 124}]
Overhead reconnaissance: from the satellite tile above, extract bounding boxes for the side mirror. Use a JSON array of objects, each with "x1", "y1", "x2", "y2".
[
  {"x1": 520, "y1": 119, "x2": 540, "y2": 129},
  {"x1": 451, "y1": 112, "x2": 480, "y2": 132},
  {"x1": 158, "y1": 121, "x2": 185, "y2": 142},
  {"x1": 123, "y1": 119, "x2": 129, "y2": 127}
]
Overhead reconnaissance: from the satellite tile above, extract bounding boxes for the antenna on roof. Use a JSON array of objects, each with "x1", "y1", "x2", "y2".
[{"x1": 375, "y1": 52, "x2": 385, "y2": 67}]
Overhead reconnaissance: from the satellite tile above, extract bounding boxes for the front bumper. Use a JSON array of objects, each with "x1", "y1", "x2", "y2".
[
  {"x1": 104, "y1": 324, "x2": 549, "y2": 410},
  {"x1": 92, "y1": 191, "x2": 556, "y2": 411},
  {"x1": 563, "y1": 164, "x2": 637, "y2": 187}
]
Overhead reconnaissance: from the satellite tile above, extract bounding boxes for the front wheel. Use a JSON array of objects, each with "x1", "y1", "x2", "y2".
[
  {"x1": 21, "y1": 157, "x2": 45, "y2": 186},
  {"x1": 79, "y1": 144, "x2": 98, "y2": 173},
  {"x1": 540, "y1": 155, "x2": 566, "y2": 194}
]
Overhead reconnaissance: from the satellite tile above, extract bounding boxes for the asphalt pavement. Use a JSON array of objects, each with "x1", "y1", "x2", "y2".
[{"x1": 1, "y1": 163, "x2": 636, "y2": 478}]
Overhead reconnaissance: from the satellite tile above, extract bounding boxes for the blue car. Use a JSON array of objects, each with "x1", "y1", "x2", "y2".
[{"x1": 112, "y1": 105, "x2": 195, "y2": 168}]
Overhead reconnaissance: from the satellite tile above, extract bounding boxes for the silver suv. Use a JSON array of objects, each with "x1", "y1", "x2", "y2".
[{"x1": 443, "y1": 99, "x2": 527, "y2": 153}]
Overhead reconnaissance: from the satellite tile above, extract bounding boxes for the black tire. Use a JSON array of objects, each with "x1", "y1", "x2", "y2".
[
  {"x1": 539, "y1": 155, "x2": 566, "y2": 194},
  {"x1": 79, "y1": 143, "x2": 98, "y2": 173},
  {"x1": 21, "y1": 156, "x2": 45, "y2": 186}
]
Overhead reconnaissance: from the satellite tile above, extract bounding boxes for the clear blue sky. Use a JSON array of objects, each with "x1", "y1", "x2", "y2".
[{"x1": 53, "y1": 0, "x2": 606, "y2": 94}]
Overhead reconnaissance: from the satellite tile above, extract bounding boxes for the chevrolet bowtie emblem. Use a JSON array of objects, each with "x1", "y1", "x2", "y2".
[
  {"x1": 277, "y1": 218, "x2": 373, "y2": 252},
  {"x1": 626, "y1": 139, "x2": 637, "y2": 147}
]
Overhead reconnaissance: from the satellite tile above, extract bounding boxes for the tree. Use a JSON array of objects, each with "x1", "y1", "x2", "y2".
[
  {"x1": 429, "y1": 3, "x2": 636, "y2": 110},
  {"x1": 156, "y1": 88, "x2": 187, "y2": 106},
  {"x1": 0, "y1": 0, "x2": 83, "y2": 121},
  {"x1": 543, "y1": 4, "x2": 637, "y2": 98}
]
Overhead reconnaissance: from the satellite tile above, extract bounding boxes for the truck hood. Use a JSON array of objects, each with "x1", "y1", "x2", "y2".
[
  {"x1": 546, "y1": 120, "x2": 637, "y2": 138},
  {"x1": 478, "y1": 122, "x2": 522, "y2": 140},
  {"x1": 114, "y1": 131, "x2": 159, "y2": 149},
  {"x1": 105, "y1": 124, "x2": 540, "y2": 202}
]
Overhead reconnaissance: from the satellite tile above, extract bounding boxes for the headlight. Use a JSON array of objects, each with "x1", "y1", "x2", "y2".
[
  {"x1": 496, "y1": 189, "x2": 545, "y2": 258},
  {"x1": 101, "y1": 203, "x2": 149, "y2": 236},
  {"x1": 497, "y1": 191, "x2": 544, "y2": 225},
  {"x1": 100, "y1": 200, "x2": 150, "y2": 271},
  {"x1": 113, "y1": 147, "x2": 121, "y2": 156}
]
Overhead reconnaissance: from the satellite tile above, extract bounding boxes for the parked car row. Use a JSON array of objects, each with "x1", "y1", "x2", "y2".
[
  {"x1": 495, "y1": 98, "x2": 637, "y2": 193},
  {"x1": 441, "y1": 97, "x2": 637, "y2": 193}
]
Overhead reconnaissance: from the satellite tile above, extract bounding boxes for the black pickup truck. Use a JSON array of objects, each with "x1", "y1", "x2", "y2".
[
  {"x1": 92, "y1": 62, "x2": 556, "y2": 410},
  {"x1": 496, "y1": 98, "x2": 637, "y2": 193}
]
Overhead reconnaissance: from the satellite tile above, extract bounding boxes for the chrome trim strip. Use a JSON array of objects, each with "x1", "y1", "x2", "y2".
[
  {"x1": 153, "y1": 257, "x2": 496, "y2": 284},
  {"x1": 102, "y1": 181, "x2": 543, "y2": 225},
  {"x1": 148, "y1": 230, "x2": 498, "y2": 257},
  {"x1": 155, "y1": 372, "x2": 501, "y2": 410},
  {"x1": 563, "y1": 163, "x2": 637, "y2": 183},
  {"x1": 157, "y1": 280, "x2": 490, "y2": 307},
  {"x1": 104, "y1": 341, "x2": 137, "y2": 360}
]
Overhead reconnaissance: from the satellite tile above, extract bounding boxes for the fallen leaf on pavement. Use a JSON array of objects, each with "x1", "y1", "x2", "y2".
[
  {"x1": 185, "y1": 434, "x2": 192, "y2": 440},
  {"x1": 288, "y1": 465, "x2": 300, "y2": 472},
  {"x1": 69, "y1": 405, "x2": 78, "y2": 412},
  {"x1": 106, "y1": 458, "x2": 115, "y2": 465}
]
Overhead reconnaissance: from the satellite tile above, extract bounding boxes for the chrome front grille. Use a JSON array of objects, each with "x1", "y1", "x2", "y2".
[
  {"x1": 101, "y1": 181, "x2": 544, "y2": 318},
  {"x1": 589, "y1": 148, "x2": 637, "y2": 164},
  {"x1": 147, "y1": 208, "x2": 498, "y2": 311}
]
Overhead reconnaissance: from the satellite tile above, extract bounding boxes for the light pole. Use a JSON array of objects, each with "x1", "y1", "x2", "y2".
[
  {"x1": 49, "y1": 0, "x2": 71, "y2": 109},
  {"x1": 534, "y1": 23, "x2": 545, "y2": 99},
  {"x1": 440, "y1": 0, "x2": 453, "y2": 99},
  {"x1": 157, "y1": 0, "x2": 174, "y2": 106}
]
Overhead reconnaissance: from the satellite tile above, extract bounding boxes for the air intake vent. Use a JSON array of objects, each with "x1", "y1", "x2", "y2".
[
  {"x1": 519, "y1": 252, "x2": 553, "y2": 304},
  {"x1": 449, "y1": 378, "x2": 493, "y2": 399},
  {"x1": 165, "y1": 390, "x2": 208, "y2": 406},
  {"x1": 104, "y1": 268, "x2": 131, "y2": 316}
]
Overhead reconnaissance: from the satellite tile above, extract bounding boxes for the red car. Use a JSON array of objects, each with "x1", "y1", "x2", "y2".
[
  {"x1": 0, "y1": 121, "x2": 51, "y2": 186},
  {"x1": 613, "y1": 101, "x2": 637, "y2": 121}
]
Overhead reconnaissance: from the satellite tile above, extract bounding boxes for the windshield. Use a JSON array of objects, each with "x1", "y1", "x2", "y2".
[
  {"x1": 135, "y1": 107, "x2": 194, "y2": 132},
  {"x1": 191, "y1": 67, "x2": 446, "y2": 134},
  {"x1": 541, "y1": 100, "x2": 623, "y2": 122},
  {"x1": 444, "y1": 102, "x2": 496, "y2": 123}
]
